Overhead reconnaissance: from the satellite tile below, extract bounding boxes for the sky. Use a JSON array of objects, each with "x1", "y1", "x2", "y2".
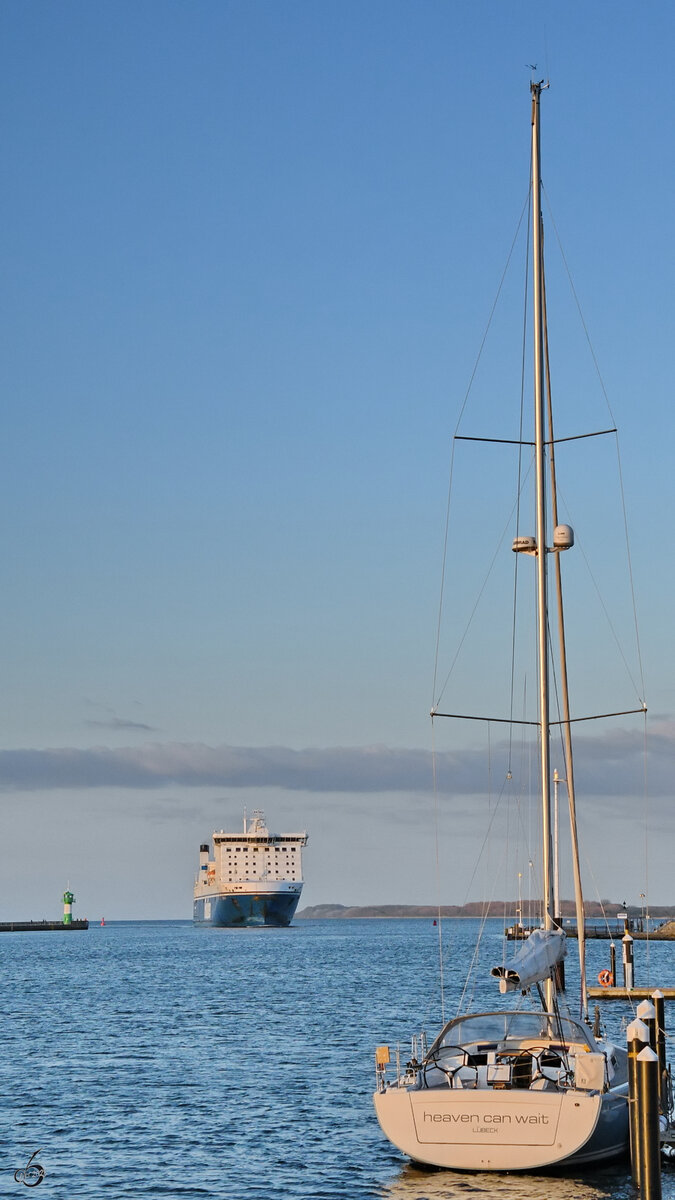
[{"x1": 0, "y1": 1, "x2": 673, "y2": 919}]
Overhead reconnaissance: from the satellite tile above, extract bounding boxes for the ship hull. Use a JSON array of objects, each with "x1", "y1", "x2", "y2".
[{"x1": 193, "y1": 887, "x2": 302, "y2": 928}]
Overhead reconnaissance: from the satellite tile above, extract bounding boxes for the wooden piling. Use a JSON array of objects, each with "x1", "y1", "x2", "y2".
[
  {"x1": 652, "y1": 990, "x2": 668, "y2": 1114},
  {"x1": 637, "y1": 1046, "x2": 662, "y2": 1200},
  {"x1": 627, "y1": 1017, "x2": 649, "y2": 1185},
  {"x1": 623, "y1": 931, "x2": 634, "y2": 989},
  {"x1": 637, "y1": 999, "x2": 657, "y2": 1054}
]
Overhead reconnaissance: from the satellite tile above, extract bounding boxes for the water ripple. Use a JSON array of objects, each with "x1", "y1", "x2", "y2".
[{"x1": 2, "y1": 919, "x2": 673, "y2": 1199}]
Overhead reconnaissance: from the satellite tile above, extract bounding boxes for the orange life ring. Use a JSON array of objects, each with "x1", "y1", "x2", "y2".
[{"x1": 598, "y1": 969, "x2": 613, "y2": 987}]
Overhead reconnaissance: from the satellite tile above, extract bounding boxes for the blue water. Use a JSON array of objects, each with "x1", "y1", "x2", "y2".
[{"x1": 1, "y1": 918, "x2": 673, "y2": 1199}]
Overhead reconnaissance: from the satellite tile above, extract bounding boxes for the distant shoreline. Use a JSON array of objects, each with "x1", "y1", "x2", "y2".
[{"x1": 297, "y1": 902, "x2": 675, "y2": 921}]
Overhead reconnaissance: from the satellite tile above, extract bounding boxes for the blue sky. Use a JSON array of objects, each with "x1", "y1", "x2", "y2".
[{"x1": 0, "y1": 1, "x2": 673, "y2": 918}]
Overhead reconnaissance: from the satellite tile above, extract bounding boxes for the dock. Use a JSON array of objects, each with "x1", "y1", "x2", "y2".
[
  {"x1": 0, "y1": 919, "x2": 89, "y2": 932},
  {"x1": 588, "y1": 986, "x2": 675, "y2": 1001},
  {"x1": 575, "y1": 923, "x2": 675, "y2": 941},
  {"x1": 508, "y1": 919, "x2": 675, "y2": 941}
]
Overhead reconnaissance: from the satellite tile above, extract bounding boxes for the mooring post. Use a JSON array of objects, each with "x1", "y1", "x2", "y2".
[
  {"x1": 610, "y1": 940, "x2": 616, "y2": 983},
  {"x1": 627, "y1": 1017, "x2": 650, "y2": 1185},
  {"x1": 637, "y1": 1045, "x2": 662, "y2": 1200},
  {"x1": 637, "y1": 999, "x2": 657, "y2": 1053},
  {"x1": 623, "y1": 931, "x2": 634, "y2": 989},
  {"x1": 652, "y1": 990, "x2": 668, "y2": 1114}
]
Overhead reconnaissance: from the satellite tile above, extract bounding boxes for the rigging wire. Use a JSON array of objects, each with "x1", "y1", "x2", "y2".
[
  {"x1": 432, "y1": 192, "x2": 530, "y2": 709},
  {"x1": 433, "y1": 461, "x2": 534, "y2": 710},
  {"x1": 542, "y1": 185, "x2": 646, "y2": 704},
  {"x1": 515, "y1": 676, "x2": 542, "y2": 917},
  {"x1": 486, "y1": 720, "x2": 492, "y2": 911},
  {"x1": 540, "y1": 196, "x2": 649, "y2": 970},
  {"x1": 553, "y1": 474, "x2": 644, "y2": 706},
  {"x1": 449, "y1": 760, "x2": 517, "y2": 1014},
  {"x1": 613, "y1": 434, "x2": 647, "y2": 702},
  {"x1": 508, "y1": 176, "x2": 532, "y2": 774},
  {"x1": 431, "y1": 716, "x2": 445, "y2": 1024},
  {"x1": 642, "y1": 707, "x2": 650, "y2": 982},
  {"x1": 456, "y1": 830, "x2": 506, "y2": 1017}
]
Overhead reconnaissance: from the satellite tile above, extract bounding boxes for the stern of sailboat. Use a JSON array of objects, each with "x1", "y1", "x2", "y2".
[{"x1": 374, "y1": 1084, "x2": 603, "y2": 1171}]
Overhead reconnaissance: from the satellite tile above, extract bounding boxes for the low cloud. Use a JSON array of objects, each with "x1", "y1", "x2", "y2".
[
  {"x1": 85, "y1": 718, "x2": 157, "y2": 733},
  {"x1": 0, "y1": 743, "x2": 440, "y2": 792},
  {"x1": 0, "y1": 719, "x2": 668, "y2": 795}
]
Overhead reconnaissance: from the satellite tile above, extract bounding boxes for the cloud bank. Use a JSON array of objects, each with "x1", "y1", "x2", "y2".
[{"x1": 0, "y1": 721, "x2": 668, "y2": 794}]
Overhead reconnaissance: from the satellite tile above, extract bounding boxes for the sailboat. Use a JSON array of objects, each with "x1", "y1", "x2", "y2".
[{"x1": 373, "y1": 81, "x2": 636, "y2": 1171}]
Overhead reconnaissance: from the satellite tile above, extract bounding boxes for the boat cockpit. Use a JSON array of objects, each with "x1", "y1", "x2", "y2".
[{"x1": 414, "y1": 1011, "x2": 620, "y2": 1093}]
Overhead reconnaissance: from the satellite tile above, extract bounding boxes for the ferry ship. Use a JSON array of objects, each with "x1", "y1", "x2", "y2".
[{"x1": 193, "y1": 810, "x2": 308, "y2": 927}]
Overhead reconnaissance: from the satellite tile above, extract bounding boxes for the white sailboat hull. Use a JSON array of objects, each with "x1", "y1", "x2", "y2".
[{"x1": 374, "y1": 1083, "x2": 628, "y2": 1171}]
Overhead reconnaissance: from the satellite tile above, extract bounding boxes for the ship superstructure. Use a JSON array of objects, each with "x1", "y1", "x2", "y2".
[{"x1": 193, "y1": 810, "x2": 308, "y2": 927}]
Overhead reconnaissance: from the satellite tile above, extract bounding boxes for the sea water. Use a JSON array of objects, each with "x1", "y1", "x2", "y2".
[{"x1": 1, "y1": 917, "x2": 673, "y2": 1199}]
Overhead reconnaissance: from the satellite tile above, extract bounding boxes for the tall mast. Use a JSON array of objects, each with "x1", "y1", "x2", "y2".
[
  {"x1": 542, "y1": 267, "x2": 589, "y2": 1018},
  {"x1": 531, "y1": 83, "x2": 555, "y2": 973}
]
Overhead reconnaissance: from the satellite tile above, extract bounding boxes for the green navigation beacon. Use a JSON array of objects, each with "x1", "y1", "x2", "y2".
[{"x1": 63, "y1": 890, "x2": 75, "y2": 925}]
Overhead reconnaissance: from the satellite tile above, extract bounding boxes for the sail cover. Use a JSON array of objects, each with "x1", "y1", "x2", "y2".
[{"x1": 491, "y1": 928, "x2": 567, "y2": 993}]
